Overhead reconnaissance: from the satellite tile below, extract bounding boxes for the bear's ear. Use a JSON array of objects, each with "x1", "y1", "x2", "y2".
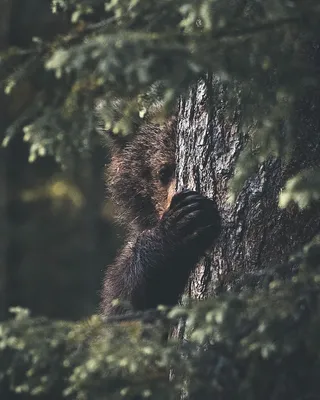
[
  {"x1": 95, "y1": 99, "x2": 138, "y2": 150},
  {"x1": 95, "y1": 121, "x2": 129, "y2": 149}
]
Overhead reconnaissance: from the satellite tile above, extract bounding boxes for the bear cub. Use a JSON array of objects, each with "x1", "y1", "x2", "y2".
[{"x1": 100, "y1": 120, "x2": 221, "y2": 316}]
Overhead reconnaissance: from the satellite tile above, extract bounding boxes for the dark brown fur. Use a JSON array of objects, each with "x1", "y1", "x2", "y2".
[
  {"x1": 100, "y1": 120, "x2": 221, "y2": 316},
  {"x1": 106, "y1": 121, "x2": 176, "y2": 232}
]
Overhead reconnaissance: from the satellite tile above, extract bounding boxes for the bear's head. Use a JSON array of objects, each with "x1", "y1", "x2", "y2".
[{"x1": 103, "y1": 119, "x2": 176, "y2": 233}]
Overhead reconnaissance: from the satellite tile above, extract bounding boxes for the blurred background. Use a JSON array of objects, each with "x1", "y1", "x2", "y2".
[
  {"x1": 0, "y1": 0, "x2": 122, "y2": 322},
  {"x1": 2, "y1": 134, "x2": 121, "y2": 321}
]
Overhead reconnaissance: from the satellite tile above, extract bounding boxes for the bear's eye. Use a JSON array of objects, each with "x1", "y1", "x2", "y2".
[{"x1": 158, "y1": 164, "x2": 175, "y2": 186}]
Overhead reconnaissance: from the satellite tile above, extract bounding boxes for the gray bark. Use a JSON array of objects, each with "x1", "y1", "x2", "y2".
[{"x1": 176, "y1": 77, "x2": 320, "y2": 301}]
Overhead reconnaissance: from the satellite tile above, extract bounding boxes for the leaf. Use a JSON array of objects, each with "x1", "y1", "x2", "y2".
[{"x1": 279, "y1": 168, "x2": 320, "y2": 209}]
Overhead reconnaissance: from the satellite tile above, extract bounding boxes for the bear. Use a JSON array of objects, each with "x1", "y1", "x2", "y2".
[{"x1": 100, "y1": 118, "x2": 221, "y2": 316}]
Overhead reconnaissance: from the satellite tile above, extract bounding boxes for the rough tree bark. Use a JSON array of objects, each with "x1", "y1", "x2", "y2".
[{"x1": 176, "y1": 77, "x2": 320, "y2": 301}]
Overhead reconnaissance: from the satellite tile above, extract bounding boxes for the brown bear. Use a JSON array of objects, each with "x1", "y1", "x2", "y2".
[{"x1": 100, "y1": 119, "x2": 221, "y2": 316}]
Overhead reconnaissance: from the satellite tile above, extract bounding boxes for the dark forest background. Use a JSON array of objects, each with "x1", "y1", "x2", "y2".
[
  {"x1": 1, "y1": 0, "x2": 121, "y2": 322},
  {"x1": 3, "y1": 136, "x2": 120, "y2": 320}
]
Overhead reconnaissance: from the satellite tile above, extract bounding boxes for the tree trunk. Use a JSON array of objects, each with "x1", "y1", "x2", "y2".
[{"x1": 176, "y1": 76, "x2": 320, "y2": 301}]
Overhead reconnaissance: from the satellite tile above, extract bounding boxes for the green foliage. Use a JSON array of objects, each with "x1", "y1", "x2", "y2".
[
  {"x1": 1, "y1": 0, "x2": 320, "y2": 190},
  {"x1": 1, "y1": 238, "x2": 320, "y2": 399},
  {"x1": 279, "y1": 167, "x2": 320, "y2": 209},
  {"x1": 0, "y1": 307, "x2": 74, "y2": 395}
]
